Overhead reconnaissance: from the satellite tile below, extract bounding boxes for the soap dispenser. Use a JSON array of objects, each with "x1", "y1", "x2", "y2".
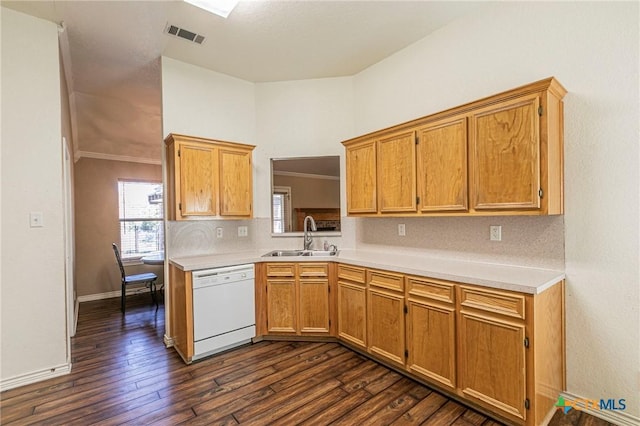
[{"x1": 323, "y1": 240, "x2": 329, "y2": 251}]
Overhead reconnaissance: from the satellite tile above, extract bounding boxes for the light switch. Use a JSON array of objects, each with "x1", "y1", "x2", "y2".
[
  {"x1": 398, "y1": 224, "x2": 406, "y2": 236},
  {"x1": 30, "y1": 212, "x2": 44, "y2": 228}
]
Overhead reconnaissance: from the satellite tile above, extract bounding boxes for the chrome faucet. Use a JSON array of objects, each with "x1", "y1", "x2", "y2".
[{"x1": 303, "y1": 215, "x2": 317, "y2": 250}]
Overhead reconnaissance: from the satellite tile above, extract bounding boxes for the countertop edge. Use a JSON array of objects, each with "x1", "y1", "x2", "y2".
[{"x1": 169, "y1": 250, "x2": 565, "y2": 295}]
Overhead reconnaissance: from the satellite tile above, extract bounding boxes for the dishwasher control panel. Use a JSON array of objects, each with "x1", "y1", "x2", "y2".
[{"x1": 192, "y1": 264, "x2": 255, "y2": 288}]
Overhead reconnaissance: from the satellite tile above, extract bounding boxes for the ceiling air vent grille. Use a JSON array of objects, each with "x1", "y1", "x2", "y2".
[{"x1": 164, "y1": 23, "x2": 205, "y2": 45}]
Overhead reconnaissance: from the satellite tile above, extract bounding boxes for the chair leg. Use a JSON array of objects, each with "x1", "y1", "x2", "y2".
[
  {"x1": 150, "y1": 281, "x2": 158, "y2": 310},
  {"x1": 121, "y1": 283, "x2": 126, "y2": 314}
]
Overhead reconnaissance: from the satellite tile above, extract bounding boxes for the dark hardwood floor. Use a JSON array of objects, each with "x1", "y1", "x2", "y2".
[{"x1": 0, "y1": 294, "x2": 613, "y2": 425}]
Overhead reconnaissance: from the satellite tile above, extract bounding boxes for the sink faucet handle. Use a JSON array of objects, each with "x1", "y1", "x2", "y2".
[{"x1": 328, "y1": 244, "x2": 337, "y2": 252}]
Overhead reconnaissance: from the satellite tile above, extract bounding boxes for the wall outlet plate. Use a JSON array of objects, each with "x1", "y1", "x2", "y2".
[
  {"x1": 490, "y1": 225, "x2": 502, "y2": 241},
  {"x1": 238, "y1": 226, "x2": 248, "y2": 237},
  {"x1": 30, "y1": 212, "x2": 44, "y2": 228},
  {"x1": 216, "y1": 227, "x2": 223, "y2": 238},
  {"x1": 398, "y1": 224, "x2": 406, "y2": 236}
]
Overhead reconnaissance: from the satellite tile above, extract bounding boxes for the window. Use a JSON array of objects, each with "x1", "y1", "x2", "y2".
[
  {"x1": 118, "y1": 180, "x2": 163, "y2": 257},
  {"x1": 272, "y1": 186, "x2": 291, "y2": 233}
]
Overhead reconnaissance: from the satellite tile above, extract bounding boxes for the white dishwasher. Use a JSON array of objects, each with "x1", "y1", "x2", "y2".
[{"x1": 192, "y1": 264, "x2": 255, "y2": 361}]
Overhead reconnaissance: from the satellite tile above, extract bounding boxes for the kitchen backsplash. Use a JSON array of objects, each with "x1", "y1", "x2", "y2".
[
  {"x1": 167, "y1": 217, "x2": 357, "y2": 258},
  {"x1": 167, "y1": 220, "x2": 257, "y2": 258},
  {"x1": 356, "y1": 215, "x2": 565, "y2": 270},
  {"x1": 167, "y1": 215, "x2": 563, "y2": 270}
]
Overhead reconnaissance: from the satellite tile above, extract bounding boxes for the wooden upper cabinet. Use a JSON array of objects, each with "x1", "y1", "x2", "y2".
[
  {"x1": 417, "y1": 117, "x2": 468, "y2": 212},
  {"x1": 178, "y1": 143, "x2": 218, "y2": 217},
  {"x1": 470, "y1": 95, "x2": 540, "y2": 211},
  {"x1": 219, "y1": 148, "x2": 253, "y2": 217},
  {"x1": 377, "y1": 131, "x2": 417, "y2": 213},
  {"x1": 342, "y1": 77, "x2": 566, "y2": 217},
  {"x1": 345, "y1": 139, "x2": 377, "y2": 214},
  {"x1": 165, "y1": 133, "x2": 255, "y2": 220}
]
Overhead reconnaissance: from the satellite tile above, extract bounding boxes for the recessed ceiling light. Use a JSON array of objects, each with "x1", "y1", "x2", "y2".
[{"x1": 183, "y1": 0, "x2": 240, "y2": 19}]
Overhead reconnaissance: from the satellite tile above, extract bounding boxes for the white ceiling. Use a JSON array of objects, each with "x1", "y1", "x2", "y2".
[{"x1": 2, "y1": 0, "x2": 490, "y2": 162}]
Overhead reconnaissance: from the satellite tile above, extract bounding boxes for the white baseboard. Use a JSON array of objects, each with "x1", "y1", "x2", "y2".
[
  {"x1": 0, "y1": 363, "x2": 72, "y2": 392},
  {"x1": 164, "y1": 334, "x2": 175, "y2": 348},
  {"x1": 540, "y1": 405, "x2": 557, "y2": 425},
  {"x1": 560, "y1": 392, "x2": 640, "y2": 426},
  {"x1": 77, "y1": 287, "x2": 153, "y2": 303}
]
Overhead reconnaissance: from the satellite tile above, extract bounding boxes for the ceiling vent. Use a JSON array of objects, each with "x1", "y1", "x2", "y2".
[{"x1": 165, "y1": 24, "x2": 206, "y2": 45}]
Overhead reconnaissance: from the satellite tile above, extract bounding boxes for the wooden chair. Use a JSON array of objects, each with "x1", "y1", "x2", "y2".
[{"x1": 112, "y1": 243, "x2": 158, "y2": 313}]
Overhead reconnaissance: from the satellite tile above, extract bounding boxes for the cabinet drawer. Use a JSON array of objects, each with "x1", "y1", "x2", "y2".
[
  {"x1": 368, "y1": 269, "x2": 404, "y2": 292},
  {"x1": 266, "y1": 263, "x2": 295, "y2": 277},
  {"x1": 407, "y1": 277, "x2": 455, "y2": 304},
  {"x1": 298, "y1": 263, "x2": 328, "y2": 278},
  {"x1": 338, "y1": 264, "x2": 366, "y2": 284},
  {"x1": 460, "y1": 286, "x2": 525, "y2": 320}
]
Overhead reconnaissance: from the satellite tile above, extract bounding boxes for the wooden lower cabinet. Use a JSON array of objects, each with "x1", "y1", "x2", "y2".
[
  {"x1": 299, "y1": 279, "x2": 330, "y2": 333},
  {"x1": 406, "y1": 277, "x2": 456, "y2": 390},
  {"x1": 458, "y1": 310, "x2": 527, "y2": 421},
  {"x1": 455, "y1": 284, "x2": 565, "y2": 426},
  {"x1": 266, "y1": 278, "x2": 297, "y2": 334},
  {"x1": 263, "y1": 262, "x2": 331, "y2": 336},
  {"x1": 367, "y1": 269, "x2": 406, "y2": 368},
  {"x1": 168, "y1": 263, "x2": 194, "y2": 362},
  {"x1": 337, "y1": 264, "x2": 367, "y2": 349},
  {"x1": 256, "y1": 262, "x2": 564, "y2": 426}
]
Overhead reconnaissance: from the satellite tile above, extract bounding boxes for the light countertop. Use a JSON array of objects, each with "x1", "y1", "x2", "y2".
[{"x1": 169, "y1": 249, "x2": 565, "y2": 295}]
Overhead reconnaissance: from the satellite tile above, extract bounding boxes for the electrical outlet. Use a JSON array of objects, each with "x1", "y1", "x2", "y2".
[
  {"x1": 216, "y1": 227, "x2": 223, "y2": 238},
  {"x1": 238, "y1": 226, "x2": 248, "y2": 237},
  {"x1": 30, "y1": 212, "x2": 44, "y2": 228},
  {"x1": 398, "y1": 224, "x2": 406, "y2": 236},
  {"x1": 490, "y1": 225, "x2": 502, "y2": 241}
]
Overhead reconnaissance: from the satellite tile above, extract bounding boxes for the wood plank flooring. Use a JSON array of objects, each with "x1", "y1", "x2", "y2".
[{"x1": 0, "y1": 294, "x2": 614, "y2": 426}]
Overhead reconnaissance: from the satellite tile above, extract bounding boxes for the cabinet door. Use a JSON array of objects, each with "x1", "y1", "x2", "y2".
[
  {"x1": 417, "y1": 117, "x2": 468, "y2": 212},
  {"x1": 470, "y1": 95, "x2": 540, "y2": 210},
  {"x1": 337, "y1": 281, "x2": 367, "y2": 349},
  {"x1": 266, "y1": 279, "x2": 297, "y2": 334},
  {"x1": 377, "y1": 131, "x2": 417, "y2": 213},
  {"x1": 299, "y1": 278, "x2": 330, "y2": 334},
  {"x1": 406, "y1": 299, "x2": 456, "y2": 389},
  {"x1": 458, "y1": 311, "x2": 526, "y2": 422},
  {"x1": 219, "y1": 148, "x2": 252, "y2": 217},
  {"x1": 345, "y1": 140, "x2": 377, "y2": 214},
  {"x1": 367, "y1": 287, "x2": 405, "y2": 367},
  {"x1": 179, "y1": 143, "x2": 218, "y2": 217}
]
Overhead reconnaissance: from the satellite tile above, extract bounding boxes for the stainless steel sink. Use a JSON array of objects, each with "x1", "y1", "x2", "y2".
[
  {"x1": 262, "y1": 250, "x2": 305, "y2": 257},
  {"x1": 301, "y1": 250, "x2": 339, "y2": 257},
  {"x1": 261, "y1": 249, "x2": 339, "y2": 257}
]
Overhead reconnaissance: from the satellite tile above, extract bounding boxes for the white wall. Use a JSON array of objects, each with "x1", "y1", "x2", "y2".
[
  {"x1": 353, "y1": 1, "x2": 639, "y2": 418},
  {"x1": 162, "y1": 69, "x2": 356, "y2": 257},
  {"x1": 1, "y1": 7, "x2": 69, "y2": 387},
  {"x1": 254, "y1": 78, "x2": 354, "y2": 218},
  {"x1": 161, "y1": 56, "x2": 256, "y2": 144}
]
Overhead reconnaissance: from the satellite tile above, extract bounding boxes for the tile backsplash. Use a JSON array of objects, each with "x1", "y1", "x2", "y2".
[
  {"x1": 356, "y1": 215, "x2": 565, "y2": 270},
  {"x1": 167, "y1": 215, "x2": 564, "y2": 271}
]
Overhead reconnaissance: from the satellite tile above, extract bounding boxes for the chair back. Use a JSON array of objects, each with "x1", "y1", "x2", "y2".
[{"x1": 112, "y1": 243, "x2": 126, "y2": 283}]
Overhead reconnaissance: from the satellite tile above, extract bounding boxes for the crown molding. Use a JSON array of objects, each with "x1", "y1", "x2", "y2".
[
  {"x1": 76, "y1": 151, "x2": 161, "y2": 165},
  {"x1": 273, "y1": 170, "x2": 339, "y2": 181}
]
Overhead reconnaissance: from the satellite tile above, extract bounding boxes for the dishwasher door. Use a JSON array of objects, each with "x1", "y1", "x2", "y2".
[{"x1": 192, "y1": 264, "x2": 255, "y2": 360}]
